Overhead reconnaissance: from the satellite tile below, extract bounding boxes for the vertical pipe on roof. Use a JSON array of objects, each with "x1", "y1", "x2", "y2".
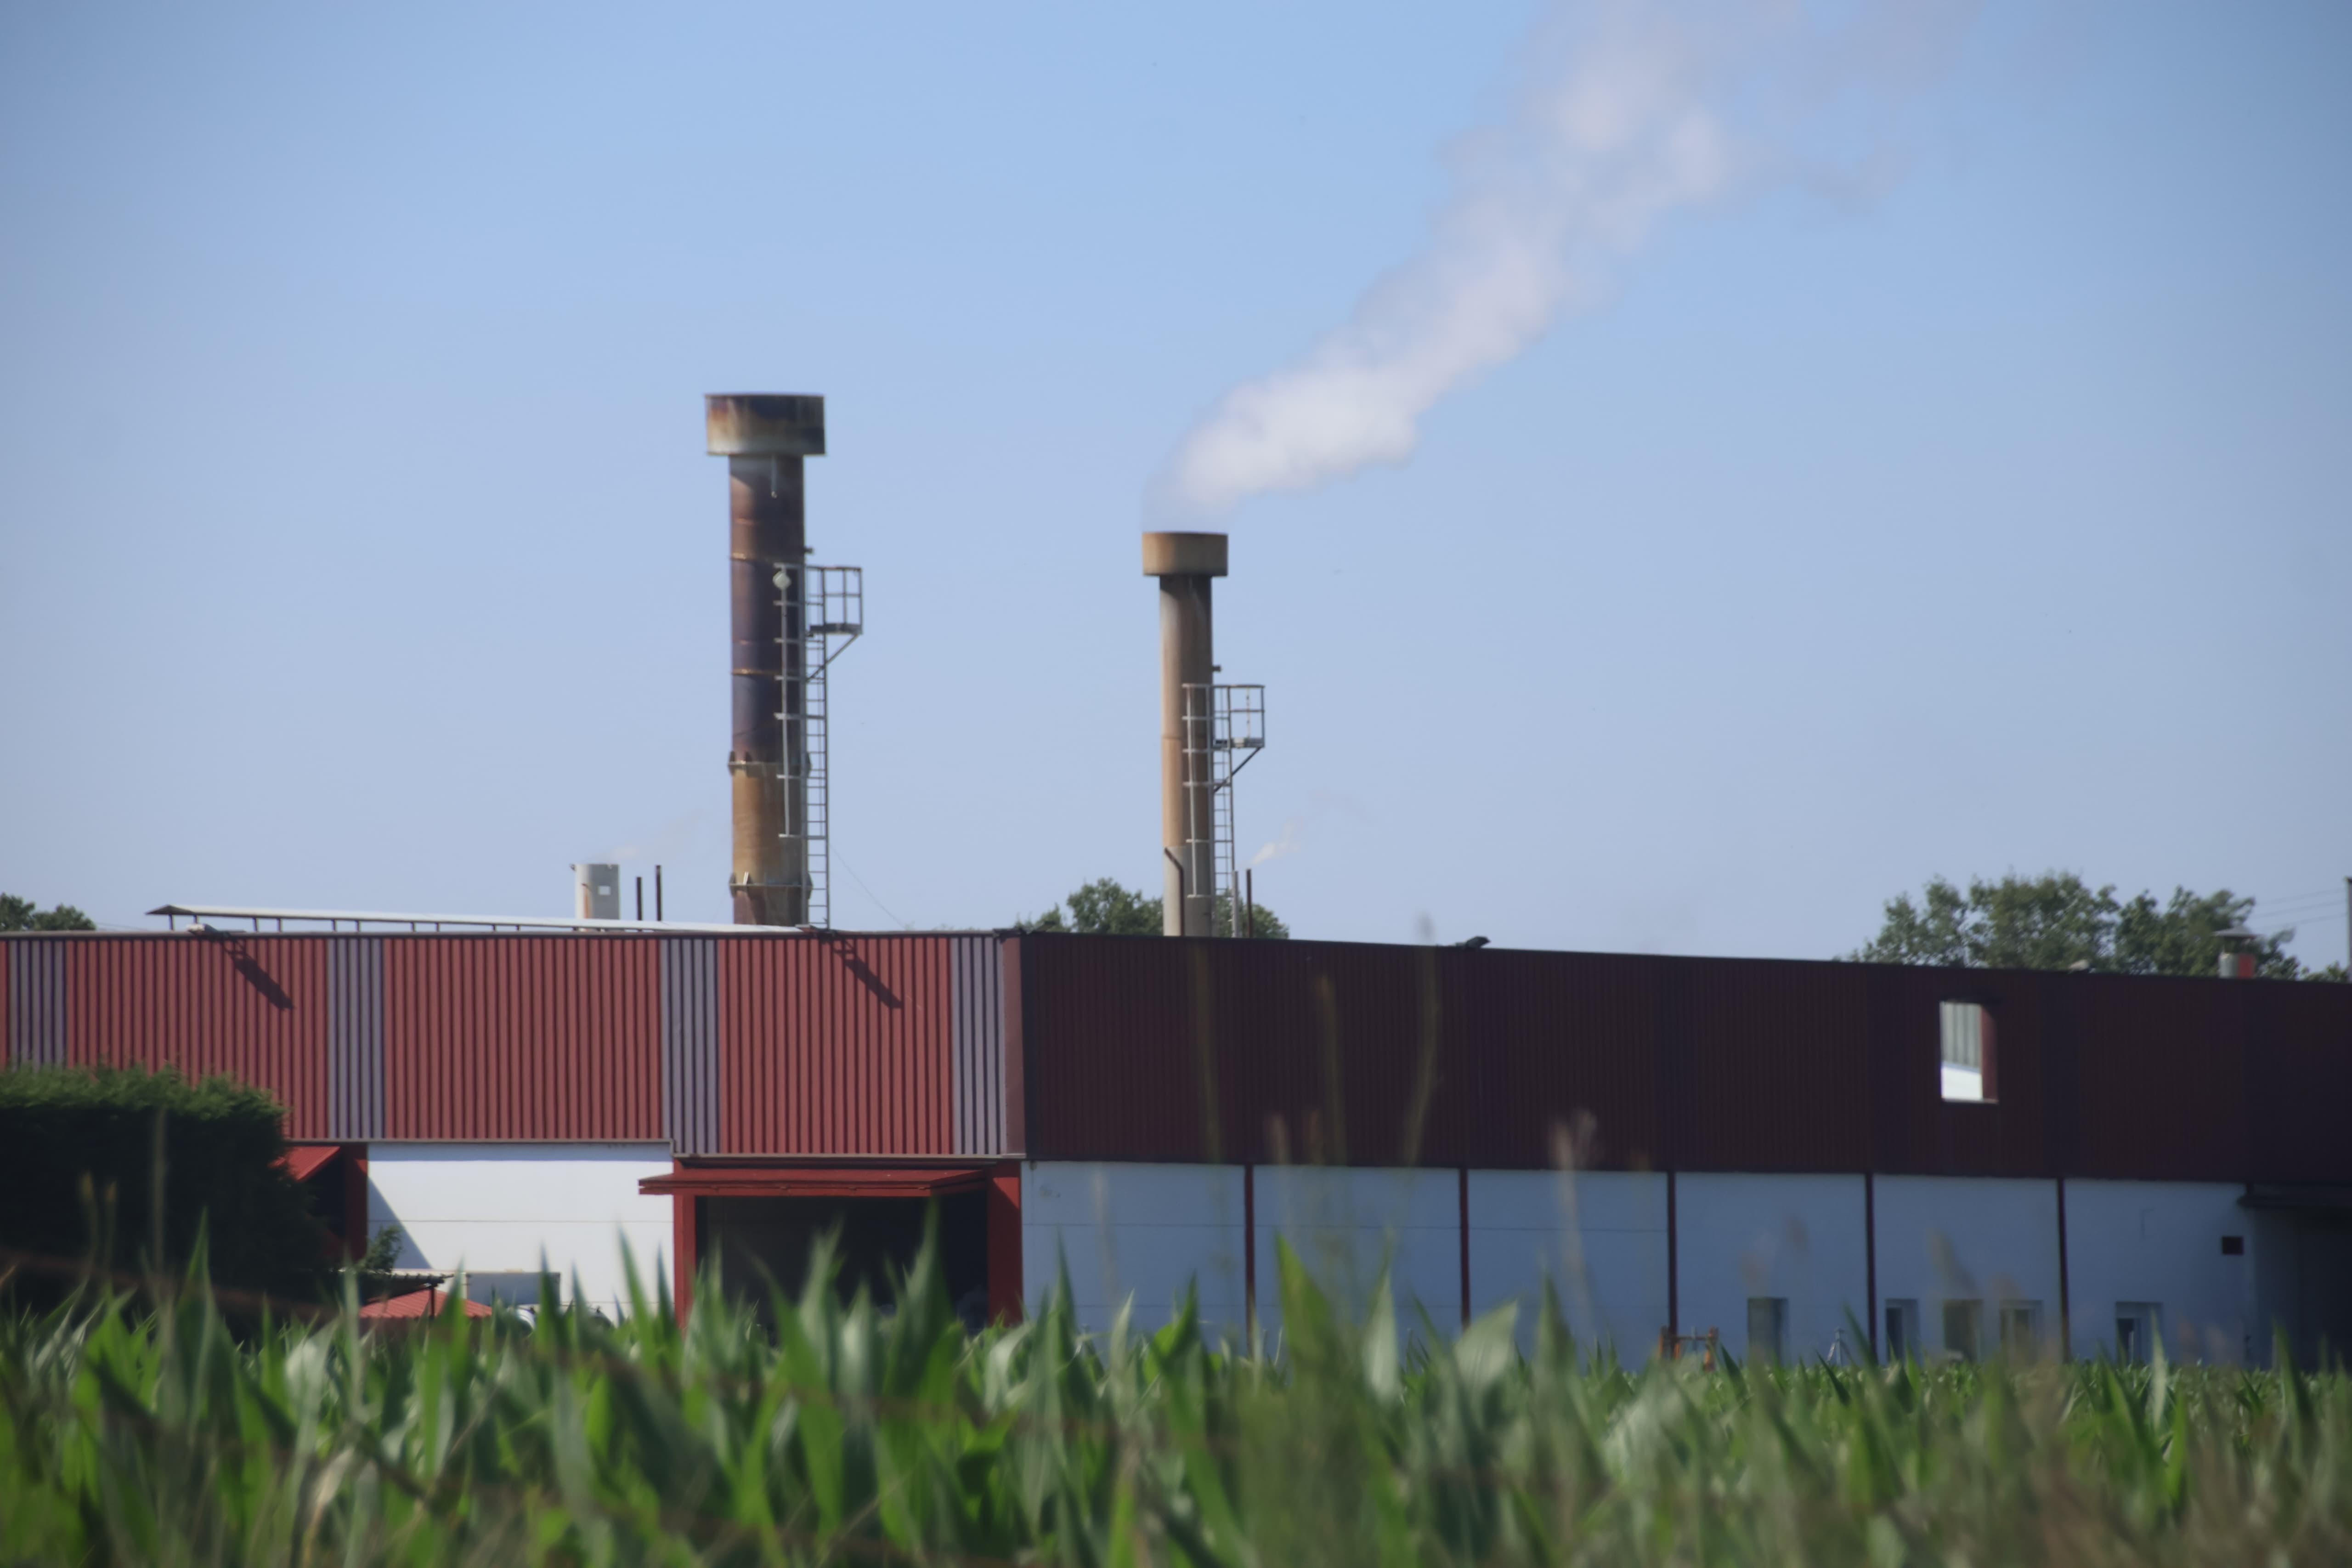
[
  {"x1": 1142, "y1": 532, "x2": 1227, "y2": 937},
  {"x1": 708, "y1": 394, "x2": 825, "y2": 927}
]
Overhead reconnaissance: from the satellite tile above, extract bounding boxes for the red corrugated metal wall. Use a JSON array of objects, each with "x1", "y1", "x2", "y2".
[
  {"x1": 11, "y1": 932, "x2": 2346, "y2": 1179},
  {"x1": 1228, "y1": 940, "x2": 1446, "y2": 1167},
  {"x1": 381, "y1": 937, "x2": 660, "y2": 1140},
  {"x1": 1016, "y1": 938, "x2": 1210, "y2": 1164},
  {"x1": 1863, "y1": 966, "x2": 2052, "y2": 1179},
  {"x1": 718, "y1": 936, "x2": 956, "y2": 1155},
  {"x1": 66, "y1": 935, "x2": 331, "y2": 1138},
  {"x1": 1662, "y1": 957, "x2": 1873, "y2": 1173},
  {"x1": 1020, "y1": 936, "x2": 2352, "y2": 1180},
  {"x1": 1450, "y1": 949, "x2": 1662, "y2": 1170},
  {"x1": 2244, "y1": 980, "x2": 2352, "y2": 1182},
  {"x1": 2066, "y1": 974, "x2": 2250, "y2": 1181},
  {"x1": 1020, "y1": 940, "x2": 1672, "y2": 1169}
]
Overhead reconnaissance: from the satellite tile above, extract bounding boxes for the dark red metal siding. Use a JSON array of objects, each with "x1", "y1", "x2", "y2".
[
  {"x1": 1021, "y1": 938, "x2": 2352, "y2": 1182},
  {"x1": 2066, "y1": 974, "x2": 2250, "y2": 1181},
  {"x1": 382, "y1": 938, "x2": 660, "y2": 1140},
  {"x1": 1025, "y1": 940, "x2": 1674, "y2": 1171},
  {"x1": 2243, "y1": 981, "x2": 2352, "y2": 1183},
  {"x1": 1863, "y1": 966, "x2": 2052, "y2": 1179},
  {"x1": 1449, "y1": 949, "x2": 1662, "y2": 1169},
  {"x1": 1018, "y1": 938, "x2": 1215, "y2": 1164},
  {"x1": 66, "y1": 936, "x2": 331, "y2": 1138},
  {"x1": 718, "y1": 936, "x2": 956, "y2": 1155},
  {"x1": 1658, "y1": 957, "x2": 1873, "y2": 1172},
  {"x1": 1228, "y1": 940, "x2": 1451, "y2": 1167}
]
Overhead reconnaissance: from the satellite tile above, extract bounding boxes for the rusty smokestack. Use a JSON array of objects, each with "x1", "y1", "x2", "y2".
[
  {"x1": 1142, "y1": 531, "x2": 1227, "y2": 936},
  {"x1": 708, "y1": 393, "x2": 825, "y2": 927}
]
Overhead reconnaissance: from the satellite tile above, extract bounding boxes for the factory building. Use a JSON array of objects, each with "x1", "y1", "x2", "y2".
[
  {"x1": 7, "y1": 390, "x2": 2346, "y2": 1365},
  {"x1": 5, "y1": 926, "x2": 2347, "y2": 1364}
]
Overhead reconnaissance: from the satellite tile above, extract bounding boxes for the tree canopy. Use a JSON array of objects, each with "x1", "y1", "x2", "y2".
[
  {"x1": 1851, "y1": 872, "x2": 2342, "y2": 979},
  {"x1": 1019, "y1": 877, "x2": 1289, "y2": 939},
  {"x1": 0, "y1": 894, "x2": 94, "y2": 932}
]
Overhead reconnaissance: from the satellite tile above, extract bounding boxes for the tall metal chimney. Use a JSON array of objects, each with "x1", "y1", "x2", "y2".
[
  {"x1": 708, "y1": 394, "x2": 824, "y2": 927},
  {"x1": 1143, "y1": 532, "x2": 1227, "y2": 936}
]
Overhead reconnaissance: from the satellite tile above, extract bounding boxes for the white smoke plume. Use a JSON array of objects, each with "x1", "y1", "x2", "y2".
[
  {"x1": 600, "y1": 808, "x2": 705, "y2": 866},
  {"x1": 1150, "y1": 0, "x2": 1979, "y2": 519},
  {"x1": 1247, "y1": 817, "x2": 1307, "y2": 870},
  {"x1": 1245, "y1": 788, "x2": 1366, "y2": 870}
]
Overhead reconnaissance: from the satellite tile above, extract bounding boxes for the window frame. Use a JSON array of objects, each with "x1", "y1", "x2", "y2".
[
  {"x1": 1941, "y1": 1297, "x2": 1984, "y2": 1362},
  {"x1": 2115, "y1": 1302, "x2": 2164, "y2": 1365},
  {"x1": 1938, "y1": 998, "x2": 1999, "y2": 1104},
  {"x1": 1883, "y1": 1298, "x2": 1921, "y2": 1362}
]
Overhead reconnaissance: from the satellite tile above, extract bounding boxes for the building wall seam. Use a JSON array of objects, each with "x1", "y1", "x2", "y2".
[
  {"x1": 328, "y1": 937, "x2": 385, "y2": 1140},
  {"x1": 7, "y1": 943, "x2": 70, "y2": 1068},
  {"x1": 662, "y1": 938, "x2": 720, "y2": 1155}
]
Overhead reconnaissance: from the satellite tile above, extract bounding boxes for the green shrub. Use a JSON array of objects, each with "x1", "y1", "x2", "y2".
[{"x1": 0, "y1": 1064, "x2": 330, "y2": 1310}]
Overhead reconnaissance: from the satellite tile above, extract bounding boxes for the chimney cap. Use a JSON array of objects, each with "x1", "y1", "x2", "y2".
[
  {"x1": 707, "y1": 394, "x2": 826, "y2": 457},
  {"x1": 1142, "y1": 531, "x2": 1228, "y2": 577}
]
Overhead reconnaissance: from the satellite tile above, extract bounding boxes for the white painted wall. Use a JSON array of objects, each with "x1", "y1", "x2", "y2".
[
  {"x1": 1467, "y1": 1170, "x2": 1667, "y2": 1362},
  {"x1": 1676, "y1": 1173, "x2": 1869, "y2": 1365},
  {"x1": 1021, "y1": 1162, "x2": 1247, "y2": 1341},
  {"x1": 365, "y1": 1143, "x2": 674, "y2": 1314},
  {"x1": 1254, "y1": 1165, "x2": 1459, "y2": 1347},
  {"x1": 1873, "y1": 1176, "x2": 2060, "y2": 1359},
  {"x1": 2065, "y1": 1180, "x2": 2252, "y2": 1364}
]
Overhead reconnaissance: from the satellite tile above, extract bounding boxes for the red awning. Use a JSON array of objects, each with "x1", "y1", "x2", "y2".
[
  {"x1": 639, "y1": 1164, "x2": 992, "y2": 1200},
  {"x1": 358, "y1": 1286, "x2": 493, "y2": 1319},
  {"x1": 279, "y1": 1145, "x2": 342, "y2": 1182}
]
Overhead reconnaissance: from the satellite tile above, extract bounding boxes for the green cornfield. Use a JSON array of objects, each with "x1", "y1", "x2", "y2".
[{"x1": 3, "y1": 1236, "x2": 2349, "y2": 1567}]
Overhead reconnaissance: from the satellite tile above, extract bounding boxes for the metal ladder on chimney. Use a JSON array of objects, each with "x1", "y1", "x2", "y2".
[
  {"x1": 1182, "y1": 682, "x2": 1266, "y2": 933},
  {"x1": 781, "y1": 564, "x2": 862, "y2": 928}
]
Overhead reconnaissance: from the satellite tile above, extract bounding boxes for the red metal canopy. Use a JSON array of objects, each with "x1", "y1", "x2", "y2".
[
  {"x1": 639, "y1": 1164, "x2": 991, "y2": 1200},
  {"x1": 358, "y1": 1286, "x2": 493, "y2": 1320},
  {"x1": 280, "y1": 1144, "x2": 342, "y2": 1182}
]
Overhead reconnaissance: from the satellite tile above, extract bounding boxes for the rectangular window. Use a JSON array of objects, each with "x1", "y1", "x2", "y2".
[
  {"x1": 1939, "y1": 1001, "x2": 1997, "y2": 1102},
  {"x1": 2221, "y1": 1235, "x2": 2245, "y2": 1256},
  {"x1": 1883, "y1": 1298, "x2": 1921, "y2": 1362},
  {"x1": 1942, "y1": 1298, "x2": 1983, "y2": 1362},
  {"x1": 2115, "y1": 1302, "x2": 2163, "y2": 1364},
  {"x1": 1998, "y1": 1301, "x2": 2042, "y2": 1357},
  {"x1": 1747, "y1": 1297, "x2": 1788, "y2": 1365}
]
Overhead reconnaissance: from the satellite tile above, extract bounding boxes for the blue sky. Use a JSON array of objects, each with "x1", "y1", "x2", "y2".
[{"x1": 3, "y1": 0, "x2": 2346, "y2": 966}]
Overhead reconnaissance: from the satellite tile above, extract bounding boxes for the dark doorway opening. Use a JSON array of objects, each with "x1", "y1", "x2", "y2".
[
  {"x1": 2289, "y1": 1214, "x2": 2352, "y2": 1364},
  {"x1": 701, "y1": 1189, "x2": 989, "y2": 1325}
]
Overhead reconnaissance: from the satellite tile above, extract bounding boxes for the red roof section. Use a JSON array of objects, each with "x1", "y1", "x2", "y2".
[
  {"x1": 279, "y1": 1144, "x2": 341, "y2": 1181},
  {"x1": 358, "y1": 1286, "x2": 492, "y2": 1319}
]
